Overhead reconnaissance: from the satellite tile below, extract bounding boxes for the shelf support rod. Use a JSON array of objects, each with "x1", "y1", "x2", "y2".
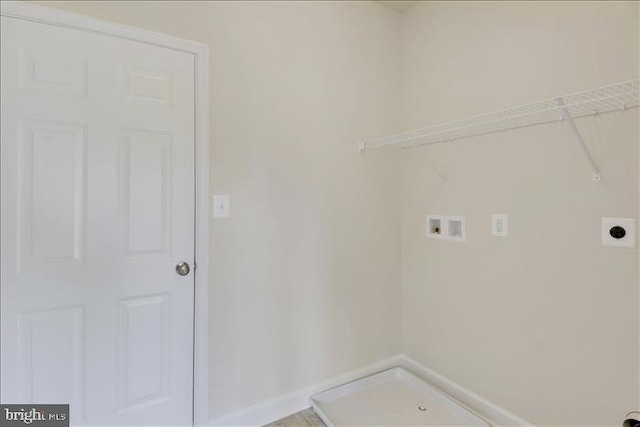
[
  {"x1": 427, "y1": 160, "x2": 448, "y2": 184},
  {"x1": 556, "y1": 97, "x2": 601, "y2": 182}
]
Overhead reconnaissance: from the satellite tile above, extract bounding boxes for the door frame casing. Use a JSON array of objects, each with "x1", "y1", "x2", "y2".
[{"x1": 0, "y1": 2, "x2": 211, "y2": 425}]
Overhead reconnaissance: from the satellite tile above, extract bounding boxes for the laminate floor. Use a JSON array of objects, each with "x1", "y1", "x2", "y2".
[{"x1": 263, "y1": 408, "x2": 326, "y2": 427}]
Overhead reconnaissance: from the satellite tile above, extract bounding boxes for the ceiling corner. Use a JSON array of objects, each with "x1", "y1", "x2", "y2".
[{"x1": 376, "y1": 1, "x2": 419, "y2": 13}]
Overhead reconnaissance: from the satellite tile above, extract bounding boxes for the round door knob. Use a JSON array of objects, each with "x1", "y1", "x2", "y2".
[{"x1": 176, "y1": 262, "x2": 190, "y2": 276}]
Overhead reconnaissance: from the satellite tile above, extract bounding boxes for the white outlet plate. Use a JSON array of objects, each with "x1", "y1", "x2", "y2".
[
  {"x1": 601, "y1": 217, "x2": 635, "y2": 248},
  {"x1": 213, "y1": 195, "x2": 230, "y2": 218},
  {"x1": 492, "y1": 214, "x2": 508, "y2": 237}
]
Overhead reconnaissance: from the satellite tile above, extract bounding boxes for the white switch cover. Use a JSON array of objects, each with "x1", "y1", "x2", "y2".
[
  {"x1": 601, "y1": 217, "x2": 635, "y2": 248},
  {"x1": 213, "y1": 195, "x2": 230, "y2": 218},
  {"x1": 492, "y1": 214, "x2": 508, "y2": 237}
]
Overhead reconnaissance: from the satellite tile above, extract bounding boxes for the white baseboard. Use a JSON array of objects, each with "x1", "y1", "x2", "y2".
[
  {"x1": 397, "y1": 354, "x2": 534, "y2": 427},
  {"x1": 209, "y1": 355, "x2": 402, "y2": 426},
  {"x1": 209, "y1": 353, "x2": 533, "y2": 427}
]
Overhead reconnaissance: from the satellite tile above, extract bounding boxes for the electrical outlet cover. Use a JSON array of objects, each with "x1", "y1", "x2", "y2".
[
  {"x1": 491, "y1": 214, "x2": 508, "y2": 237},
  {"x1": 601, "y1": 217, "x2": 635, "y2": 248}
]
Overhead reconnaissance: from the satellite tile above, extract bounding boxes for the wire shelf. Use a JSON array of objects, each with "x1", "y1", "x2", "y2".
[{"x1": 361, "y1": 79, "x2": 639, "y2": 151}]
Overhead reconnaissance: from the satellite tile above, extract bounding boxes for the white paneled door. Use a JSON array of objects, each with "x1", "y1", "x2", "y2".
[{"x1": 1, "y1": 15, "x2": 195, "y2": 426}]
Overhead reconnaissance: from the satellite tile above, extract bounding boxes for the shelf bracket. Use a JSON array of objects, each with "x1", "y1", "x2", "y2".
[
  {"x1": 358, "y1": 141, "x2": 366, "y2": 153},
  {"x1": 427, "y1": 160, "x2": 448, "y2": 184},
  {"x1": 556, "y1": 97, "x2": 601, "y2": 182}
]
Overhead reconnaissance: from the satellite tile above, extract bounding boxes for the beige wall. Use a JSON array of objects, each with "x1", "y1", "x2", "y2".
[
  {"x1": 32, "y1": 0, "x2": 403, "y2": 419},
  {"x1": 204, "y1": 2, "x2": 402, "y2": 417},
  {"x1": 400, "y1": 2, "x2": 639, "y2": 426}
]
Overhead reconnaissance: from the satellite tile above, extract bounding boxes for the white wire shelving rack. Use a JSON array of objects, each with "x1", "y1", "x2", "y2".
[{"x1": 359, "y1": 79, "x2": 639, "y2": 181}]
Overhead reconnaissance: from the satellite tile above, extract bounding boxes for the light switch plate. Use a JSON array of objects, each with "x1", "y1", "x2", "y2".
[
  {"x1": 213, "y1": 195, "x2": 230, "y2": 218},
  {"x1": 601, "y1": 217, "x2": 635, "y2": 248}
]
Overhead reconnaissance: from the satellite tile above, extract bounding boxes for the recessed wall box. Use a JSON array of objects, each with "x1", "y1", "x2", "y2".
[
  {"x1": 446, "y1": 217, "x2": 466, "y2": 242},
  {"x1": 426, "y1": 215, "x2": 465, "y2": 242},
  {"x1": 427, "y1": 216, "x2": 442, "y2": 237}
]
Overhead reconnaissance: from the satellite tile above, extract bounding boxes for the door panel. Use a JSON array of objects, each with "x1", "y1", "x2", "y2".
[
  {"x1": 19, "y1": 120, "x2": 86, "y2": 267},
  {"x1": 17, "y1": 306, "x2": 85, "y2": 410},
  {"x1": 117, "y1": 294, "x2": 170, "y2": 412},
  {"x1": 119, "y1": 129, "x2": 171, "y2": 258},
  {"x1": 1, "y1": 16, "x2": 195, "y2": 426}
]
